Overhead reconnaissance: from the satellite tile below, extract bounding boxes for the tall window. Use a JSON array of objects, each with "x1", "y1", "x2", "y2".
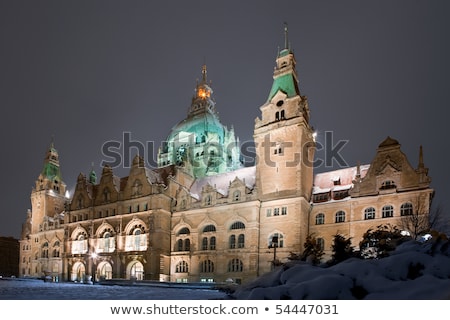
[
  {"x1": 269, "y1": 233, "x2": 284, "y2": 248},
  {"x1": 335, "y1": 211, "x2": 346, "y2": 223},
  {"x1": 317, "y1": 238, "x2": 325, "y2": 251},
  {"x1": 228, "y1": 259, "x2": 243, "y2": 272},
  {"x1": 209, "y1": 237, "x2": 216, "y2": 250},
  {"x1": 200, "y1": 260, "x2": 214, "y2": 273},
  {"x1": 204, "y1": 195, "x2": 212, "y2": 206},
  {"x1": 233, "y1": 190, "x2": 241, "y2": 201},
  {"x1": 184, "y1": 239, "x2": 190, "y2": 251},
  {"x1": 177, "y1": 239, "x2": 183, "y2": 251},
  {"x1": 176, "y1": 261, "x2": 189, "y2": 273},
  {"x1": 382, "y1": 205, "x2": 394, "y2": 218},
  {"x1": 400, "y1": 203, "x2": 413, "y2": 216},
  {"x1": 315, "y1": 213, "x2": 325, "y2": 225},
  {"x1": 229, "y1": 235, "x2": 236, "y2": 249},
  {"x1": 202, "y1": 237, "x2": 208, "y2": 250},
  {"x1": 41, "y1": 242, "x2": 49, "y2": 258},
  {"x1": 364, "y1": 207, "x2": 376, "y2": 220},
  {"x1": 238, "y1": 234, "x2": 245, "y2": 248}
]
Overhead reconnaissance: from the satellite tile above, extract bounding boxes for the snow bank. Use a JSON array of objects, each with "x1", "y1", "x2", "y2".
[{"x1": 232, "y1": 238, "x2": 450, "y2": 300}]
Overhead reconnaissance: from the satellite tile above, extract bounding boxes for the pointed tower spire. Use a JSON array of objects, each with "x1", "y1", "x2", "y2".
[
  {"x1": 356, "y1": 160, "x2": 361, "y2": 180},
  {"x1": 267, "y1": 23, "x2": 300, "y2": 102},
  {"x1": 41, "y1": 140, "x2": 62, "y2": 180},
  {"x1": 89, "y1": 162, "x2": 97, "y2": 184},
  {"x1": 284, "y1": 22, "x2": 289, "y2": 50},
  {"x1": 418, "y1": 145, "x2": 424, "y2": 169}
]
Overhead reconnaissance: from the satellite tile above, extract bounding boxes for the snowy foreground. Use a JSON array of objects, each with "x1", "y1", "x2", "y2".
[{"x1": 230, "y1": 238, "x2": 450, "y2": 300}]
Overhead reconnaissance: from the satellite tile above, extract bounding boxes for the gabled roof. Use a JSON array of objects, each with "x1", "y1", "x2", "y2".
[
  {"x1": 312, "y1": 164, "x2": 370, "y2": 194},
  {"x1": 189, "y1": 166, "x2": 256, "y2": 199}
]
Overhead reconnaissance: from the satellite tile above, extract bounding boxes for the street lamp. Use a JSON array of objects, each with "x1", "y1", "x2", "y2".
[
  {"x1": 268, "y1": 235, "x2": 279, "y2": 269},
  {"x1": 91, "y1": 252, "x2": 97, "y2": 284}
]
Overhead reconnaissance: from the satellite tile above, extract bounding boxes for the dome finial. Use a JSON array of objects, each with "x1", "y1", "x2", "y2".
[{"x1": 284, "y1": 22, "x2": 289, "y2": 50}]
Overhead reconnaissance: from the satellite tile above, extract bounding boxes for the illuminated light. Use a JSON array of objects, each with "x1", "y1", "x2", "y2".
[
  {"x1": 91, "y1": 252, "x2": 98, "y2": 259},
  {"x1": 65, "y1": 190, "x2": 70, "y2": 199},
  {"x1": 312, "y1": 131, "x2": 317, "y2": 142}
]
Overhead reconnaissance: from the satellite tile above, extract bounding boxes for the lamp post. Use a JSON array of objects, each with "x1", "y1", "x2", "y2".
[
  {"x1": 268, "y1": 235, "x2": 279, "y2": 269},
  {"x1": 91, "y1": 252, "x2": 97, "y2": 284}
]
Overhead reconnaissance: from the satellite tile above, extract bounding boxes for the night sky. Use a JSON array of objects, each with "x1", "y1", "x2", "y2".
[{"x1": 1, "y1": 1, "x2": 449, "y2": 239}]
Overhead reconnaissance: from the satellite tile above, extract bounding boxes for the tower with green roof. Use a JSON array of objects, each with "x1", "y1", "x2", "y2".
[
  {"x1": 157, "y1": 65, "x2": 242, "y2": 178},
  {"x1": 254, "y1": 24, "x2": 315, "y2": 255},
  {"x1": 30, "y1": 142, "x2": 68, "y2": 234}
]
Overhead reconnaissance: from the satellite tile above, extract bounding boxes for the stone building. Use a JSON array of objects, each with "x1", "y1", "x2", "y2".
[{"x1": 19, "y1": 30, "x2": 433, "y2": 284}]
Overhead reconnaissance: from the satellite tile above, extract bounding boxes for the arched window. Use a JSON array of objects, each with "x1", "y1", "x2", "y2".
[
  {"x1": 280, "y1": 109, "x2": 285, "y2": 120},
  {"x1": 176, "y1": 261, "x2": 189, "y2": 273},
  {"x1": 238, "y1": 234, "x2": 245, "y2": 248},
  {"x1": 382, "y1": 205, "x2": 394, "y2": 218},
  {"x1": 184, "y1": 239, "x2": 190, "y2": 251},
  {"x1": 364, "y1": 207, "x2": 376, "y2": 220},
  {"x1": 178, "y1": 227, "x2": 190, "y2": 235},
  {"x1": 315, "y1": 213, "x2": 325, "y2": 225},
  {"x1": 203, "y1": 225, "x2": 216, "y2": 233},
  {"x1": 42, "y1": 242, "x2": 49, "y2": 258},
  {"x1": 200, "y1": 260, "x2": 214, "y2": 273},
  {"x1": 335, "y1": 210, "x2": 346, "y2": 223},
  {"x1": 275, "y1": 111, "x2": 280, "y2": 121},
  {"x1": 202, "y1": 237, "x2": 208, "y2": 250},
  {"x1": 230, "y1": 221, "x2": 245, "y2": 230},
  {"x1": 400, "y1": 203, "x2": 413, "y2": 216},
  {"x1": 177, "y1": 239, "x2": 183, "y2": 251},
  {"x1": 228, "y1": 259, "x2": 243, "y2": 272},
  {"x1": 269, "y1": 233, "x2": 284, "y2": 248},
  {"x1": 229, "y1": 235, "x2": 236, "y2": 249},
  {"x1": 209, "y1": 236, "x2": 216, "y2": 250}
]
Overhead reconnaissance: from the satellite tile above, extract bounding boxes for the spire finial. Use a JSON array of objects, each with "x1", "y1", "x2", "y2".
[
  {"x1": 418, "y1": 145, "x2": 424, "y2": 169},
  {"x1": 202, "y1": 64, "x2": 207, "y2": 82},
  {"x1": 284, "y1": 22, "x2": 289, "y2": 50}
]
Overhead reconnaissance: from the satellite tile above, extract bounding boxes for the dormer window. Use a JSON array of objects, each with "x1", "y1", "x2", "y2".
[
  {"x1": 381, "y1": 180, "x2": 396, "y2": 190},
  {"x1": 204, "y1": 195, "x2": 212, "y2": 206}
]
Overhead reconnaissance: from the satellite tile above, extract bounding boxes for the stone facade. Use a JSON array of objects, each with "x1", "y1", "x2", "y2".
[{"x1": 19, "y1": 33, "x2": 433, "y2": 284}]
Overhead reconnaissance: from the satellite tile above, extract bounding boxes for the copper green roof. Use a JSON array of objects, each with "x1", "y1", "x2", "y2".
[{"x1": 268, "y1": 73, "x2": 299, "y2": 101}]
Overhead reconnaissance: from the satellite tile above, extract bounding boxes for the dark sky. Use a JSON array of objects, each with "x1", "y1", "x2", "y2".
[{"x1": 1, "y1": 1, "x2": 449, "y2": 239}]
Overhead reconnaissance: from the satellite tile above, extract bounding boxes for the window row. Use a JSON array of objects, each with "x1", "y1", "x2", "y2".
[
  {"x1": 266, "y1": 207, "x2": 288, "y2": 217},
  {"x1": 312, "y1": 189, "x2": 350, "y2": 203},
  {"x1": 175, "y1": 234, "x2": 245, "y2": 251},
  {"x1": 203, "y1": 190, "x2": 243, "y2": 206},
  {"x1": 176, "y1": 221, "x2": 245, "y2": 236},
  {"x1": 314, "y1": 203, "x2": 414, "y2": 225},
  {"x1": 70, "y1": 203, "x2": 151, "y2": 223},
  {"x1": 175, "y1": 258, "x2": 244, "y2": 273}
]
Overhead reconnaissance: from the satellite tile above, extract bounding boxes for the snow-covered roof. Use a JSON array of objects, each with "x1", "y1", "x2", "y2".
[
  {"x1": 189, "y1": 166, "x2": 256, "y2": 199},
  {"x1": 312, "y1": 164, "x2": 370, "y2": 195}
]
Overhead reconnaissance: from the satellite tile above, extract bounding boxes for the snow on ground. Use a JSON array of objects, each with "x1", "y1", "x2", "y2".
[
  {"x1": 231, "y1": 237, "x2": 450, "y2": 300},
  {"x1": 0, "y1": 279, "x2": 228, "y2": 300}
]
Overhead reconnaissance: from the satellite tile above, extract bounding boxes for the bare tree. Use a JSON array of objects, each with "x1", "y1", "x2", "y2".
[{"x1": 400, "y1": 195, "x2": 446, "y2": 239}]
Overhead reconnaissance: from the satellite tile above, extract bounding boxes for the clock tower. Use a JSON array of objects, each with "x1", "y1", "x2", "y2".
[{"x1": 254, "y1": 25, "x2": 315, "y2": 262}]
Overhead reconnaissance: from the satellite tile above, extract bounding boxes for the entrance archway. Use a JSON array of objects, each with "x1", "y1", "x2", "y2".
[
  {"x1": 97, "y1": 261, "x2": 113, "y2": 280},
  {"x1": 127, "y1": 260, "x2": 144, "y2": 280},
  {"x1": 71, "y1": 262, "x2": 86, "y2": 282}
]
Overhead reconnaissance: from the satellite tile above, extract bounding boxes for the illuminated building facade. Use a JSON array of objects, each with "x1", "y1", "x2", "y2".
[{"x1": 19, "y1": 29, "x2": 433, "y2": 284}]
